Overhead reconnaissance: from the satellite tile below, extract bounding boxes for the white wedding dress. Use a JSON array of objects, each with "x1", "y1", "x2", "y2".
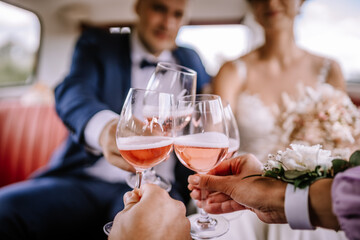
[{"x1": 216, "y1": 59, "x2": 349, "y2": 240}]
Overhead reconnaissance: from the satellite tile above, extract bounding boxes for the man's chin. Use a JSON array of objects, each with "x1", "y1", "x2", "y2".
[{"x1": 148, "y1": 42, "x2": 175, "y2": 55}]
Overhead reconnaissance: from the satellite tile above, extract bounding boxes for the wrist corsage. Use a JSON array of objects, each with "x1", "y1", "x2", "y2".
[{"x1": 262, "y1": 144, "x2": 360, "y2": 189}]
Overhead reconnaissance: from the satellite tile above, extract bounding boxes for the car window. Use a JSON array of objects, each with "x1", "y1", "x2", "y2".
[
  {"x1": 296, "y1": 0, "x2": 360, "y2": 83},
  {"x1": 0, "y1": 2, "x2": 41, "y2": 87},
  {"x1": 177, "y1": 24, "x2": 250, "y2": 76}
]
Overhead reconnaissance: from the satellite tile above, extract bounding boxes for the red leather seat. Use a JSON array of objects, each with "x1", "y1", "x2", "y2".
[
  {"x1": 0, "y1": 100, "x2": 68, "y2": 187},
  {"x1": 351, "y1": 96, "x2": 360, "y2": 107}
]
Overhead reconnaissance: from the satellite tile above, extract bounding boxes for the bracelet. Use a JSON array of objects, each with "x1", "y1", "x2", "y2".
[{"x1": 284, "y1": 183, "x2": 316, "y2": 230}]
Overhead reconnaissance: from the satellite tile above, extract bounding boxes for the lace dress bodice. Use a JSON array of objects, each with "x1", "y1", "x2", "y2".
[{"x1": 236, "y1": 93, "x2": 279, "y2": 161}]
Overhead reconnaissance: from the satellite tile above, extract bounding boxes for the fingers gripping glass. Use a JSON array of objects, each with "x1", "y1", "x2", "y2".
[
  {"x1": 126, "y1": 62, "x2": 197, "y2": 192},
  {"x1": 174, "y1": 94, "x2": 230, "y2": 239},
  {"x1": 103, "y1": 88, "x2": 175, "y2": 235}
]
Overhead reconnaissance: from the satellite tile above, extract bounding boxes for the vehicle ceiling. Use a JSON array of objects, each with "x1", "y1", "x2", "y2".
[{"x1": 3, "y1": 0, "x2": 248, "y2": 26}]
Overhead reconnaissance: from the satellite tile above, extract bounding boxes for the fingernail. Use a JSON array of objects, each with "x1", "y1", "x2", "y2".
[{"x1": 189, "y1": 175, "x2": 200, "y2": 185}]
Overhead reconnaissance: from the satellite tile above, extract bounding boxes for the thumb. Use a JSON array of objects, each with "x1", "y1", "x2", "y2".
[
  {"x1": 122, "y1": 190, "x2": 141, "y2": 212},
  {"x1": 188, "y1": 174, "x2": 234, "y2": 196}
]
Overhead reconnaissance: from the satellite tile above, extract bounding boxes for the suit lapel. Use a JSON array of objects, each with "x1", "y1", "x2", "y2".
[
  {"x1": 120, "y1": 34, "x2": 132, "y2": 97},
  {"x1": 113, "y1": 33, "x2": 132, "y2": 113}
]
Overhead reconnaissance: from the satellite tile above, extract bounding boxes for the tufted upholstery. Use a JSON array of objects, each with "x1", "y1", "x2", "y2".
[{"x1": 0, "y1": 100, "x2": 68, "y2": 187}]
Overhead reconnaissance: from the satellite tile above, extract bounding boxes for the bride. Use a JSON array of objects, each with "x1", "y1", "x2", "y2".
[
  {"x1": 212, "y1": 0, "x2": 359, "y2": 160},
  {"x1": 212, "y1": 0, "x2": 358, "y2": 239}
]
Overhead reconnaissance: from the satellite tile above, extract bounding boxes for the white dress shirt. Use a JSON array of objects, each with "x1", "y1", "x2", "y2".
[
  {"x1": 285, "y1": 184, "x2": 315, "y2": 229},
  {"x1": 84, "y1": 30, "x2": 177, "y2": 183}
]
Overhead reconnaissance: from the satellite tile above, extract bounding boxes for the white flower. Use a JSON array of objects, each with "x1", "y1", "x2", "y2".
[
  {"x1": 264, "y1": 144, "x2": 333, "y2": 171},
  {"x1": 264, "y1": 158, "x2": 280, "y2": 171}
]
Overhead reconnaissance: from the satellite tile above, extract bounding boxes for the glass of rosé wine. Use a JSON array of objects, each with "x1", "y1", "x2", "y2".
[
  {"x1": 103, "y1": 88, "x2": 175, "y2": 235},
  {"x1": 174, "y1": 94, "x2": 230, "y2": 239},
  {"x1": 126, "y1": 62, "x2": 197, "y2": 192}
]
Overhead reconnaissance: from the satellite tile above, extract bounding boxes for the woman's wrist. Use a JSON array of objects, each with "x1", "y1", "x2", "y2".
[{"x1": 309, "y1": 178, "x2": 339, "y2": 230}]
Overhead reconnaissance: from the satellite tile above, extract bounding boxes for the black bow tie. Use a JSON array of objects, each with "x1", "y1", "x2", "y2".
[{"x1": 140, "y1": 59, "x2": 158, "y2": 69}]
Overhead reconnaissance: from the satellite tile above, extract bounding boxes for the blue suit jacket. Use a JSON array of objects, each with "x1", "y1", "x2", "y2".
[{"x1": 39, "y1": 28, "x2": 211, "y2": 198}]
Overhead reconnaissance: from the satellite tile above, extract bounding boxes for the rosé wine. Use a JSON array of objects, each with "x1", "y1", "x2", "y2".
[
  {"x1": 117, "y1": 136, "x2": 173, "y2": 170},
  {"x1": 174, "y1": 132, "x2": 229, "y2": 173}
]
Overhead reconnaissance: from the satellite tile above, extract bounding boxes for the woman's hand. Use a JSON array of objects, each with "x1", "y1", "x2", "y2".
[{"x1": 188, "y1": 154, "x2": 288, "y2": 224}]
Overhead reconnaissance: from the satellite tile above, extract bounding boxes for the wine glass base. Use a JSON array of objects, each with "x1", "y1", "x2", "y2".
[
  {"x1": 103, "y1": 221, "x2": 113, "y2": 236},
  {"x1": 126, "y1": 173, "x2": 172, "y2": 192},
  {"x1": 188, "y1": 214, "x2": 229, "y2": 239}
]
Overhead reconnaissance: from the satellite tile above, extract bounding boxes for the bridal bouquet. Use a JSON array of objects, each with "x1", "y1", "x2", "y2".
[
  {"x1": 277, "y1": 83, "x2": 360, "y2": 158},
  {"x1": 263, "y1": 144, "x2": 360, "y2": 189}
]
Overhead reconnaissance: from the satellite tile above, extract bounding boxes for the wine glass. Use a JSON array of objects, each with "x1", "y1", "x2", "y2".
[
  {"x1": 223, "y1": 102, "x2": 240, "y2": 159},
  {"x1": 221, "y1": 102, "x2": 242, "y2": 221},
  {"x1": 147, "y1": 62, "x2": 197, "y2": 100},
  {"x1": 126, "y1": 62, "x2": 197, "y2": 191},
  {"x1": 103, "y1": 88, "x2": 175, "y2": 235},
  {"x1": 174, "y1": 94, "x2": 230, "y2": 239}
]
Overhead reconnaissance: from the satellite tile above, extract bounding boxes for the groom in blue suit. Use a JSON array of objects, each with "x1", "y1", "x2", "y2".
[{"x1": 0, "y1": 0, "x2": 210, "y2": 239}]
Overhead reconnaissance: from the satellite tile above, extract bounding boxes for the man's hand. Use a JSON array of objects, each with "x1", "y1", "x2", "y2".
[
  {"x1": 188, "y1": 154, "x2": 288, "y2": 224},
  {"x1": 99, "y1": 119, "x2": 135, "y2": 172},
  {"x1": 109, "y1": 184, "x2": 191, "y2": 240}
]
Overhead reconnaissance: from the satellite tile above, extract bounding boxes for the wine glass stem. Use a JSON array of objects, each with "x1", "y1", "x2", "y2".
[
  {"x1": 135, "y1": 171, "x2": 143, "y2": 189},
  {"x1": 199, "y1": 188, "x2": 211, "y2": 223}
]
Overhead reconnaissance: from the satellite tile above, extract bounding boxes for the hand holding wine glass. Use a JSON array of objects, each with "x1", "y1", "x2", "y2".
[
  {"x1": 108, "y1": 184, "x2": 190, "y2": 240},
  {"x1": 188, "y1": 154, "x2": 265, "y2": 215},
  {"x1": 174, "y1": 94, "x2": 230, "y2": 239},
  {"x1": 103, "y1": 88, "x2": 175, "y2": 235},
  {"x1": 100, "y1": 118, "x2": 135, "y2": 173}
]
